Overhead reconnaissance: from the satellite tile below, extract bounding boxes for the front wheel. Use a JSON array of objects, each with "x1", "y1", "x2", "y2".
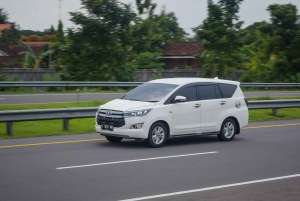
[
  {"x1": 105, "y1": 136, "x2": 123, "y2": 143},
  {"x1": 147, "y1": 122, "x2": 167, "y2": 148},
  {"x1": 217, "y1": 118, "x2": 236, "y2": 141}
]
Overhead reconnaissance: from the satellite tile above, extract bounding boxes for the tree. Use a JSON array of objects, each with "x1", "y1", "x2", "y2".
[
  {"x1": 44, "y1": 25, "x2": 56, "y2": 35},
  {"x1": 129, "y1": 1, "x2": 186, "y2": 69},
  {"x1": 264, "y1": 4, "x2": 300, "y2": 81},
  {"x1": 241, "y1": 4, "x2": 300, "y2": 82},
  {"x1": 0, "y1": 8, "x2": 9, "y2": 24},
  {"x1": 17, "y1": 41, "x2": 53, "y2": 68},
  {"x1": 56, "y1": 0, "x2": 137, "y2": 81},
  {"x1": 56, "y1": 20, "x2": 64, "y2": 43},
  {"x1": 195, "y1": 0, "x2": 244, "y2": 78},
  {"x1": 136, "y1": 0, "x2": 157, "y2": 18},
  {"x1": 130, "y1": 52, "x2": 165, "y2": 69},
  {"x1": 0, "y1": 23, "x2": 20, "y2": 45}
]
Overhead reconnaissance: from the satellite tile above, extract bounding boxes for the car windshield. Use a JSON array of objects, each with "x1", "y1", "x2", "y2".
[{"x1": 122, "y1": 83, "x2": 178, "y2": 102}]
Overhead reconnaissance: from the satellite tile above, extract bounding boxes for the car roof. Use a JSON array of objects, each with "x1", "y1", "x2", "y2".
[{"x1": 149, "y1": 78, "x2": 240, "y2": 86}]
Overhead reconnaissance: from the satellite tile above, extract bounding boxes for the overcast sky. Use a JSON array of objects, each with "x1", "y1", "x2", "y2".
[{"x1": 1, "y1": 0, "x2": 300, "y2": 35}]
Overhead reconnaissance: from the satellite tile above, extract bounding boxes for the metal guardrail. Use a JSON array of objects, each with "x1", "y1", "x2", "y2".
[
  {"x1": 241, "y1": 83, "x2": 300, "y2": 88},
  {"x1": 0, "y1": 81, "x2": 144, "y2": 87},
  {"x1": 1, "y1": 99, "x2": 300, "y2": 136},
  {"x1": 0, "y1": 81, "x2": 299, "y2": 88}
]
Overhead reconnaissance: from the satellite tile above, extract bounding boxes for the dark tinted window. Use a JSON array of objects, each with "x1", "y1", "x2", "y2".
[
  {"x1": 198, "y1": 85, "x2": 216, "y2": 100},
  {"x1": 175, "y1": 86, "x2": 197, "y2": 102},
  {"x1": 218, "y1": 83, "x2": 237, "y2": 98},
  {"x1": 122, "y1": 83, "x2": 178, "y2": 102},
  {"x1": 215, "y1": 85, "x2": 223, "y2": 99}
]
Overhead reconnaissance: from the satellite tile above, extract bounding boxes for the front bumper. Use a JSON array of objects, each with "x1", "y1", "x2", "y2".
[{"x1": 95, "y1": 116, "x2": 150, "y2": 139}]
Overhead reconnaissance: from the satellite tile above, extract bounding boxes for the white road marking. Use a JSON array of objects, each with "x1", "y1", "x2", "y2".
[
  {"x1": 56, "y1": 151, "x2": 218, "y2": 170},
  {"x1": 119, "y1": 173, "x2": 300, "y2": 201},
  {"x1": 0, "y1": 98, "x2": 6, "y2": 100}
]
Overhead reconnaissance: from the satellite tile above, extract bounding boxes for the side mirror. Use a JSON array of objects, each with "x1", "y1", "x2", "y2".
[{"x1": 174, "y1": 95, "x2": 186, "y2": 103}]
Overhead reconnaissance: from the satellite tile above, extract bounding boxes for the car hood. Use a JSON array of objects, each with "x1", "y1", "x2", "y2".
[{"x1": 100, "y1": 99, "x2": 156, "y2": 111}]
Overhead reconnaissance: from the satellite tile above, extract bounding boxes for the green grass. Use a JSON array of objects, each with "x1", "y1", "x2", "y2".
[
  {"x1": 241, "y1": 87, "x2": 300, "y2": 92},
  {"x1": 249, "y1": 108, "x2": 300, "y2": 122},
  {"x1": 0, "y1": 99, "x2": 300, "y2": 139},
  {"x1": 0, "y1": 118, "x2": 96, "y2": 139},
  {"x1": 248, "y1": 96, "x2": 300, "y2": 100}
]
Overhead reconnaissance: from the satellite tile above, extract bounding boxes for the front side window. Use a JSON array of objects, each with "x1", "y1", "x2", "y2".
[
  {"x1": 122, "y1": 83, "x2": 178, "y2": 102},
  {"x1": 175, "y1": 86, "x2": 197, "y2": 102}
]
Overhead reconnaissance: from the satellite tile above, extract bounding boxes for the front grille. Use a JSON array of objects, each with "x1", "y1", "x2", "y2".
[{"x1": 97, "y1": 109, "x2": 125, "y2": 128}]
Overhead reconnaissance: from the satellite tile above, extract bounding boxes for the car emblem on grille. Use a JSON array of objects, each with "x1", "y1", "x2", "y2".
[{"x1": 106, "y1": 110, "x2": 112, "y2": 115}]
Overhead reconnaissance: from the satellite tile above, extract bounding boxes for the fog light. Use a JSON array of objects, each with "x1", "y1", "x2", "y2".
[{"x1": 130, "y1": 123, "x2": 144, "y2": 129}]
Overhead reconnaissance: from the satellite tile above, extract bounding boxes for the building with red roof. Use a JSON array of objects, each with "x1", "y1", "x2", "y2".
[
  {"x1": 0, "y1": 24, "x2": 12, "y2": 37},
  {"x1": 159, "y1": 42, "x2": 203, "y2": 69}
]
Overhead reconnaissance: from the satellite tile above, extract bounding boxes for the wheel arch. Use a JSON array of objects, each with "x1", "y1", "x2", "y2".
[
  {"x1": 152, "y1": 120, "x2": 170, "y2": 137},
  {"x1": 225, "y1": 116, "x2": 240, "y2": 134}
]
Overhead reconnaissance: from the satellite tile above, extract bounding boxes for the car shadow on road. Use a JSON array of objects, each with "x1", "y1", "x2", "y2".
[{"x1": 98, "y1": 135, "x2": 244, "y2": 149}]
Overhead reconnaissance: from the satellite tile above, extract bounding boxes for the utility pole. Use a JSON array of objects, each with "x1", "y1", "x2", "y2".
[{"x1": 59, "y1": 0, "x2": 62, "y2": 21}]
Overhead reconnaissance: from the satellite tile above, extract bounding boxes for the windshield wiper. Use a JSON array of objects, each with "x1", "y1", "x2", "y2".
[{"x1": 146, "y1": 101, "x2": 158, "y2": 103}]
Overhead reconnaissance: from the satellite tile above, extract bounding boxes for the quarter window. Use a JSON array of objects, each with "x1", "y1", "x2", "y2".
[{"x1": 218, "y1": 83, "x2": 237, "y2": 98}]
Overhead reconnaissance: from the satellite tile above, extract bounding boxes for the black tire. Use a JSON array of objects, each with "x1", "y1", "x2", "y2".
[
  {"x1": 105, "y1": 136, "x2": 123, "y2": 143},
  {"x1": 147, "y1": 122, "x2": 167, "y2": 148},
  {"x1": 217, "y1": 118, "x2": 236, "y2": 141}
]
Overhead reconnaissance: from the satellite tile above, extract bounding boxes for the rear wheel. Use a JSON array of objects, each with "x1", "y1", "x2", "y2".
[
  {"x1": 105, "y1": 136, "x2": 123, "y2": 143},
  {"x1": 147, "y1": 122, "x2": 167, "y2": 148},
  {"x1": 217, "y1": 118, "x2": 236, "y2": 141}
]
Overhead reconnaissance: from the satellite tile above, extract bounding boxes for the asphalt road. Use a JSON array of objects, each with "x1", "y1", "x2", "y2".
[
  {"x1": 0, "y1": 91, "x2": 300, "y2": 104},
  {"x1": 1, "y1": 119, "x2": 300, "y2": 201}
]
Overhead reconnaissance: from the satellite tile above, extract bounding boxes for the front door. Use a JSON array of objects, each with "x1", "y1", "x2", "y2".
[{"x1": 172, "y1": 86, "x2": 201, "y2": 135}]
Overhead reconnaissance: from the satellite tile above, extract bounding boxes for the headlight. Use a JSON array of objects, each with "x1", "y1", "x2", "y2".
[
  {"x1": 124, "y1": 108, "x2": 152, "y2": 117},
  {"x1": 96, "y1": 106, "x2": 102, "y2": 115}
]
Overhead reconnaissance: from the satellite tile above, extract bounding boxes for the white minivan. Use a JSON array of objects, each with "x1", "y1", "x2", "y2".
[{"x1": 95, "y1": 78, "x2": 249, "y2": 148}]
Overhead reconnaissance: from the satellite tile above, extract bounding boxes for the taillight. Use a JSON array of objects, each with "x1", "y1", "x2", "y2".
[{"x1": 244, "y1": 98, "x2": 248, "y2": 107}]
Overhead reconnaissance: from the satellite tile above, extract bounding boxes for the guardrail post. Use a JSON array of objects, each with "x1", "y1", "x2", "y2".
[
  {"x1": 63, "y1": 119, "x2": 69, "y2": 130},
  {"x1": 6, "y1": 122, "x2": 13, "y2": 136},
  {"x1": 272, "y1": 109, "x2": 278, "y2": 116}
]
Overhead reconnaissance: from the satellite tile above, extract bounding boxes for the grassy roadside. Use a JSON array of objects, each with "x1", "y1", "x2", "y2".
[
  {"x1": 0, "y1": 99, "x2": 300, "y2": 139},
  {"x1": 248, "y1": 96, "x2": 300, "y2": 100},
  {"x1": 0, "y1": 100, "x2": 108, "y2": 110}
]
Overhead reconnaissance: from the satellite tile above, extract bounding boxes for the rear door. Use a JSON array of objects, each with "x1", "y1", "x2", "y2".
[
  {"x1": 172, "y1": 85, "x2": 201, "y2": 135},
  {"x1": 197, "y1": 84, "x2": 227, "y2": 133}
]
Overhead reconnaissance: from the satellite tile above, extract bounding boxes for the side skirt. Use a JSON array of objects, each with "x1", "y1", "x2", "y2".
[{"x1": 169, "y1": 132, "x2": 220, "y2": 138}]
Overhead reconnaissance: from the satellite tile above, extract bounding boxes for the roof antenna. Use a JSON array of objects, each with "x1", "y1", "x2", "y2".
[{"x1": 214, "y1": 77, "x2": 218, "y2": 79}]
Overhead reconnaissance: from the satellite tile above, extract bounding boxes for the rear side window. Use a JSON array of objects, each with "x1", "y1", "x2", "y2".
[
  {"x1": 198, "y1": 85, "x2": 216, "y2": 100},
  {"x1": 218, "y1": 83, "x2": 237, "y2": 98},
  {"x1": 176, "y1": 86, "x2": 197, "y2": 102}
]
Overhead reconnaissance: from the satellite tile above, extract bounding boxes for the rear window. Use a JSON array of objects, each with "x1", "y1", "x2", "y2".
[{"x1": 218, "y1": 83, "x2": 237, "y2": 98}]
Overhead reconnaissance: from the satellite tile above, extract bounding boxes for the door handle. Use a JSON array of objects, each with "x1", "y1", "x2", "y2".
[
  {"x1": 193, "y1": 104, "x2": 201, "y2": 108},
  {"x1": 220, "y1": 101, "x2": 226, "y2": 105}
]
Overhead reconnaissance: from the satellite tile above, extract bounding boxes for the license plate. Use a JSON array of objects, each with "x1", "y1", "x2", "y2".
[{"x1": 101, "y1": 124, "x2": 113, "y2": 131}]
